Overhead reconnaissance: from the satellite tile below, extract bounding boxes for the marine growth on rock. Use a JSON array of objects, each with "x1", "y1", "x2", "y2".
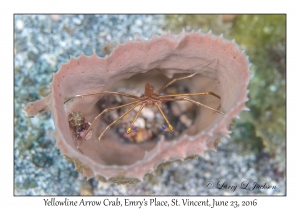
[{"x1": 24, "y1": 30, "x2": 250, "y2": 184}]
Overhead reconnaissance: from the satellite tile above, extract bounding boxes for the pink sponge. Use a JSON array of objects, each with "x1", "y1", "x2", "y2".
[{"x1": 24, "y1": 30, "x2": 250, "y2": 183}]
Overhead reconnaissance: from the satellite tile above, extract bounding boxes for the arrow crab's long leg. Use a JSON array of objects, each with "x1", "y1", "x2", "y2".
[
  {"x1": 64, "y1": 90, "x2": 139, "y2": 104},
  {"x1": 77, "y1": 100, "x2": 140, "y2": 149},
  {"x1": 159, "y1": 97, "x2": 224, "y2": 115},
  {"x1": 155, "y1": 103, "x2": 174, "y2": 132},
  {"x1": 126, "y1": 104, "x2": 146, "y2": 134},
  {"x1": 98, "y1": 102, "x2": 142, "y2": 141},
  {"x1": 159, "y1": 91, "x2": 221, "y2": 99},
  {"x1": 156, "y1": 60, "x2": 216, "y2": 94}
]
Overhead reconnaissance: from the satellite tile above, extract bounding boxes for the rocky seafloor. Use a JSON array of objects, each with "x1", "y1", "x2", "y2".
[{"x1": 14, "y1": 14, "x2": 285, "y2": 195}]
